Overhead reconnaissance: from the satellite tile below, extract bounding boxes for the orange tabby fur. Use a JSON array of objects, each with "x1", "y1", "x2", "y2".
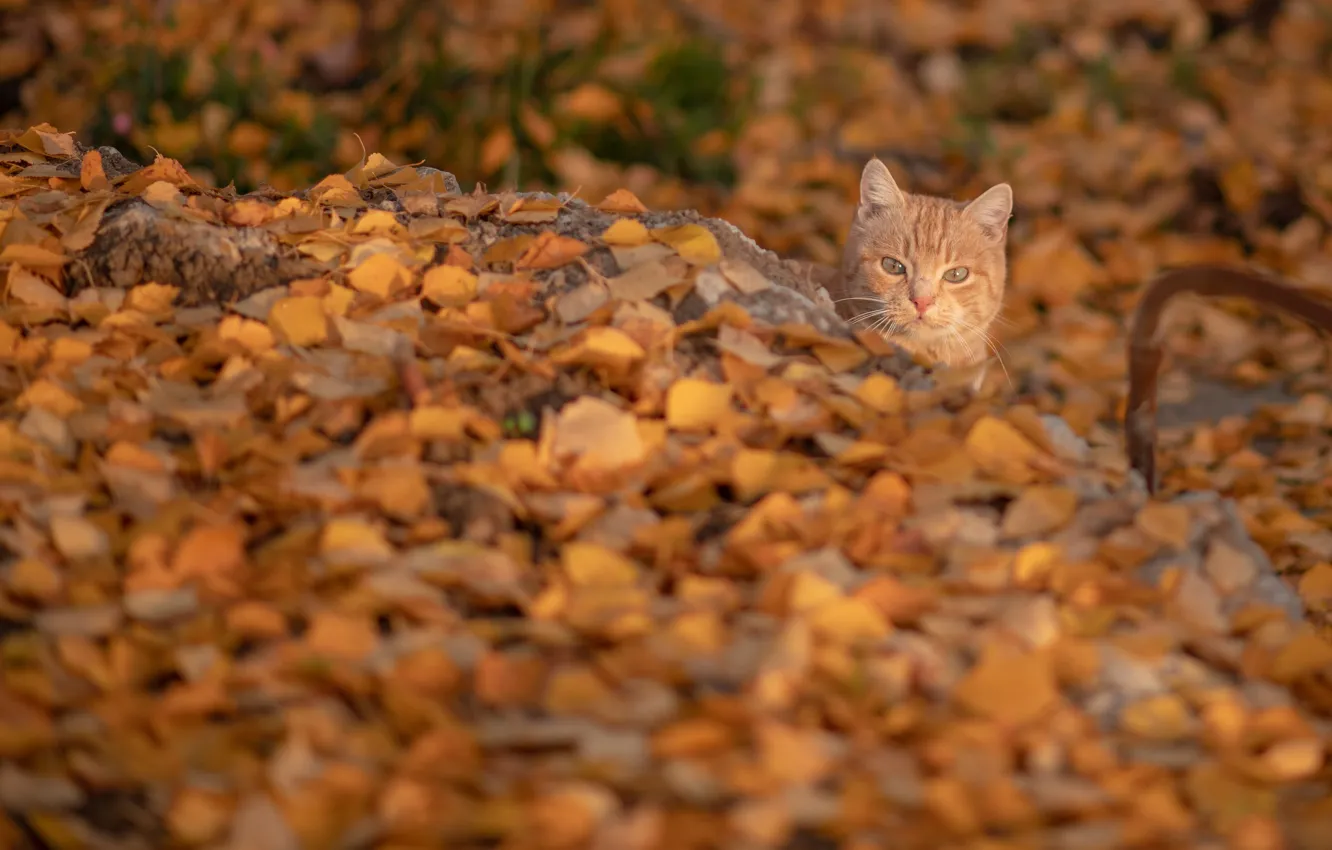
[{"x1": 825, "y1": 159, "x2": 1012, "y2": 371}]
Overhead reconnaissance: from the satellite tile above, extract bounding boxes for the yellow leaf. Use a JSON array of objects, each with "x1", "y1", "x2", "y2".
[
  {"x1": 310, "y1": 173, "x2": 362, "y2": 207},
  {"x1": 601, "y1": 218, "x2": 651, "y2": 246},
  {"x1": 49, "y1": 337, "x2": 92, "y2": 363},
  {"x1": 731, "y1": 449, "x2": 831, "y2": 502},
  {"x1": 668, "y1": 611, "x2": 727, "y2": 654},
  {"x1": 18, "y1": 380, "x2": 82, "y2": 416},
  {"x1": 347, "y1": 253, "x2": 412, "y2": 300},
  {"x1": 319, "y1": 517, "x2": 394, "y2": 565},
  {"x1": 6, "y1": 266, "x2": 66, "y2": 309},
  {"x1": 323, "y1": 283, "x2": 355, "y2": 316},
  {"x1": 0, "y1": 244, "x2": 67, "y2": 269},
  {"x1": 1119, "y1": 694, "x2": 1193, "y2": 741},
  {"x1": 666, "y1": 378, "x2": 732, "y2": 431},
  {"x1": 351, "y1": 209, "x2": 406, "y2": 236},
  {"x1": 410, "y1": 406, "x2": 471, "y2": 441},
  {"x1": 964, "y1": 416, "x2": 1046, "y2": 484},
  {"x1": 421, "y1": 265, "x2": 479, "y2": 307},
  {"x1": 812, "y1": 342, "x2": 868, "y2": 373},
  {"x1": 550, "y1": 396, "x2": 646, "y2": 471},
  {"x1": 583, "y1": 325, "x2": 646, "y2": 360},
  {"x1": 362, "y1": 152, "x2": 403, "y2": 180},
  {"x1": 268, "y1": 296, "x2": 330, "y2": 346},
  {"x1": 561, "y1": 541, "x2": 640, "y2": 586},
  {"x1": 649, "y1": 223, "x2": 722, "y2": 266},
  {"x1": 784, "y1": 571, "x2": 843, "y2": 614},
  {"x1": 854, "y1": 373, "x2": 903, "y2": 414},
  {"x1": 596, "y1": 189, "x2": 649, "y2": 214},
  {"x1": 124, "y1": 282, "x2": 180, "y2": 315},
  {"x1": 807, "y1": 597, "x2": 890, "y2": 643},
  {"x1": 218, "y1": 316, "x2": 276, "y2": 352},
  {"x1": 515, "y1": 231, "x2": 590, "y2": 270},
  {"x1": 358, "y1": 464, "x2": 431, "y2": 519}
]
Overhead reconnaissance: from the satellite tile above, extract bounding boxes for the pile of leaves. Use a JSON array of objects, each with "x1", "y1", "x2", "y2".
[{"x1": 1, "y1": 124, "x2": 1331, "y2": 849}]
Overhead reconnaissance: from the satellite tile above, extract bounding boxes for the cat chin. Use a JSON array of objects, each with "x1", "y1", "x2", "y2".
[{"x1": 899, "y1": 322, "x2": 950, "y2": 343}]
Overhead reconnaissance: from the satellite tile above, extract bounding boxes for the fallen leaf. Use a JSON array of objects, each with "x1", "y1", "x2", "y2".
[
  {"x1": 49, "y1": 516, "x2": 109, "y2": 560},
  {"x1": 422, "y1": 264, "x2": 479, "y2": 307},
  {"x1": 608, "y1": 260, "x2": 680, "y2": 301},
  {"x1": 649, "y1": 224, "x2": 722, "y2": 266},
  {"x1": 1000, "y1": 486, "x2": 1078, "y2": 538},
  {"x1": 268, "y1": 296, "x2": 330, "y2": 346},
  {"x1": 550, "y1": 396, "x2": 646, "y2": 471},
  {"x1": 953, "y1": 645, "x2": 1060, "y2": 727},
  {"x1": 515, "y1": 231, "x2": 590, "y2": 270},
  {"x1": 596, "y1": 189, "x2": 649, "y2": 214},
  {"x1": 347, "y1": 253, "x2": 413, "y2": 300},
  {"x1": 666, "y1": 378, "x2": 733, "y2": 431}
]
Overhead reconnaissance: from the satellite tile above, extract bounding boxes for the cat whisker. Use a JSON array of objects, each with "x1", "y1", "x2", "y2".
[
  {"x1": 953, "y1": 317, "x2": 1013, "y2": 389},
  {"x1": 833, "y1": 296, "x2": 887, "y2": 305},
  {"x1": 846, "y1": 308, "x2": 891, "y2": 325},
  {"x1": 948, "y1": 327, "x2": 978, "y2": 366},
  {"x1": 870, "y1": 314, "x2": 900, "y2": 336}
]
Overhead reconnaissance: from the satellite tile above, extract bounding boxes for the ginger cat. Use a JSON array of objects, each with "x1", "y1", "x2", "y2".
[{"x1": 825, "y1": 158, "x2": 1013, "y2": 379}]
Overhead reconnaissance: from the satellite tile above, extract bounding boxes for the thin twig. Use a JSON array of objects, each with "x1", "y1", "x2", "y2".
[{"x1": 1125, "y1": 264, "x2": 1332, "y2": 494}]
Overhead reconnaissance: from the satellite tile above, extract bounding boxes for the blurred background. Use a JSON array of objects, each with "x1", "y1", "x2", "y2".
[{"x1": 3, "y1": 0, "x2": 1316, "y2": 275}]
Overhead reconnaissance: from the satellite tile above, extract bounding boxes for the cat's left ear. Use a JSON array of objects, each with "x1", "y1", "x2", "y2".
[{"x1": 963, "y1": 183, "x2": 1013, "y2": 242}]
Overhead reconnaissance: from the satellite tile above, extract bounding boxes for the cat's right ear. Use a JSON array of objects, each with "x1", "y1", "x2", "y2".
[{"x1": 859, "y1": 158, "x2": 905, "y2": 213}]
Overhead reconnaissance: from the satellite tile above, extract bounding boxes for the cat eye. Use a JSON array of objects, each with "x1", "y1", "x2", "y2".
[
  {"x1": 943, "y1": 267, "x2": 970, "y2": 283},
  {"x1": 881, "y1": 257, "x2": 906, "y2": 275}
]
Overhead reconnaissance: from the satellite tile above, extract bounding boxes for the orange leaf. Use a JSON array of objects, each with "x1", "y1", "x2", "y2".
[
  {"x1": 117, "y1": 153, "x2": 197, "y2": 195},
  {"x1": 595, "y1": 188, "x2": 649, "y2": 214},
  {"x1": 15, "y1": 124, "x2": 76, "y2": 157},
  {"x1": 80, "y1": 150, "x2": 110, "y2": 192},
  {"x1": 501, "y1": 196, "x2": 562, "y2": 224},
  {"x1": 515, "y1": 231, "x2": 590, "y2": 270}
]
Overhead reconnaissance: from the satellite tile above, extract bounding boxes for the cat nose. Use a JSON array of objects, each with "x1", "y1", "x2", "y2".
[{"x1": 910, "y1": 295, "x2": 934, "y2": 316}]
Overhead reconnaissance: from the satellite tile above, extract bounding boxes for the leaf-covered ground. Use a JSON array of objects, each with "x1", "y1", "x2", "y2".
[
  {"x1": 3, "y1": 2, "x2": 1332, "y2": 848},
  {"x1": 1, "y1": 123, "x2": 1331, "y2": 849}
]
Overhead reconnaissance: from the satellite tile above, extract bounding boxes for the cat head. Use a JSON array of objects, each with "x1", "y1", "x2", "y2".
[{"x1": 840, "y1": 158, "x2": 1012, "y2": 352}]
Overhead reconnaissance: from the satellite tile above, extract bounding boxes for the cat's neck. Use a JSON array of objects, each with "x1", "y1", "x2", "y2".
[{"x1": 895, "y1": 325, "x2": 991, "y2": 369}]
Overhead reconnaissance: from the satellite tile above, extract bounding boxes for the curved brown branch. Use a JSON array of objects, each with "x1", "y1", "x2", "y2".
[{"x1": 1125, "y1": 264, "x2": 1332, "y2": 494}]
